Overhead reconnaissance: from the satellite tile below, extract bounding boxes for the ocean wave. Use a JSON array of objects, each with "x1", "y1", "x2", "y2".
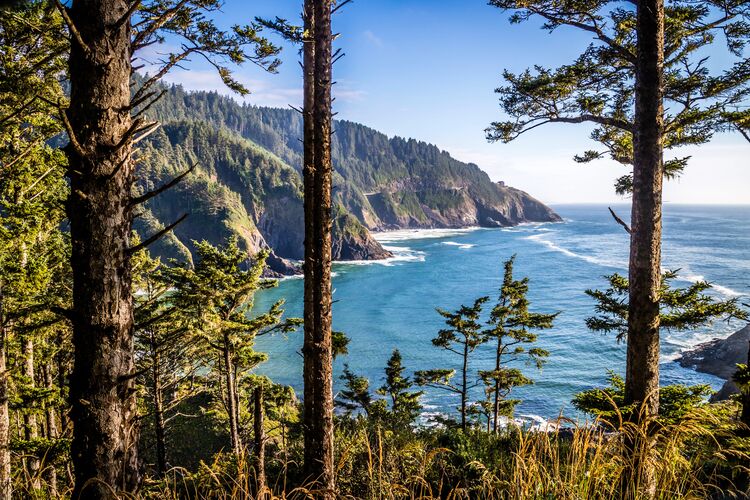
[
  {"x1": 524, "y1": 233, "x2": 626, "y2": 269},
  {"x1": 677, "y1": 273, "x2": 743, "y2": 297},
  {"x1": 335, "y1": 245, "x2": 426, "y2": 267},
  {"x1": 440, "y1": 241, "x2": 475, "y2": 249},
  {"x1": 373, "y1": 227, "x2": 482, "y2": 243}
]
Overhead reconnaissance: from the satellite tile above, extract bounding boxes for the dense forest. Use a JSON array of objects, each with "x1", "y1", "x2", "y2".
[
  {"x1": 136, "y1": 83, "x2": 560, "y2": 274},
  {"x1": 0, "y1": 0, "x2": 749, "y2": 499}
]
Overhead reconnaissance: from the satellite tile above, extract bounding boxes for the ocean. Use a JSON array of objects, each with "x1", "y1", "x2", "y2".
[{"x1": 253, "y1": 204, "x2": 750, "y2": 425}]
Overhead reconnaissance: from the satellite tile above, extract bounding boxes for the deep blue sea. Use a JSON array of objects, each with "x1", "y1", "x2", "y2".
[{"x1": 254, "y1": 204, "x2": 750, "y2": 425}]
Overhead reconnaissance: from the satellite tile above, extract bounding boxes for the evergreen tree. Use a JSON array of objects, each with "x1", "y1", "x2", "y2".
[
  {"x1": 585, "y1": 271, "x2": 747, "y2": 342},
  {"x1": 53, "y1": 0, "x2": 281, "y2": 494},
  {"x1": 480, "y1": 256, "x2": 556, "y2": 433},
  {"x1": 299, "y1": 1, "x2": 341, "y2": 495},
  {"x1": 579, "y1": 271, "x2": 748, "y2": 422},
  {"x1": 377, "y1": 349, "x2": 422, "y2": 427},
  {"x1": 486, "y1": 1, "x2": 750, "y2": 437},
  {"x1": 0, "y1": 2, "x2": 69, "y2": 496},
  {"x1": 337, "y1": 365, "x2": 377, "y2": 418},
  {"x1": 132, "y1": 245, "x2": 202, "y2": 477},
  {"x1": 573, "y1": 371, "x2": 713, "y2": 426},
  {"x1": 416, "y1": 297, "x2": 489, "y2": 431},
  {"x1": 162, "y1": 238, "x2": 300, "y2": 458}
]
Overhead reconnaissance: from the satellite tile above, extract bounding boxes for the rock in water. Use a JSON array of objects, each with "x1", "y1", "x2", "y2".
[{"x1": 676, "y1": 324, "x2": 750, "y2": 401}]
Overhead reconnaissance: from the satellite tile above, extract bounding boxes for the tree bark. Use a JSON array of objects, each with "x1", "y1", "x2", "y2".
[
  {"x1": 627, "y1": 0, "x2": 664, "y2": 426},
  {"x1": 492, "y1": 342, "x2": 502, "y2": 433},
  {"x1": 741, "y1": 341, "x2": 750, "y2": 429},
  {"x1": 302, "y1": 0, "x2": 335, "y2": 496},
  {"x1": 625, "y1": 0, "x2": 664, "y2": 496},
  {"x1": 151, "y1": 343, "x2": 167, "y2": 476},
  {"x1": 0, "y1": 286, "x2": 11, "y2": 499},
  {"x1": 66, "y1": 1, "x2": 140, "y2": 497},
  {"x1": 43, "y1": 363, "x2": 58, "y2": 498},
  {"x1": 23, "y1": 337, "x2": 40, "y2": 491},
  {"x1": 222, "y1": 336, "x2": 241, "y2": 456},
  {"x1": 461, "y1": 342, "x2": 468, "y2": 432},
  {"x1": 253, "y1": 386, "x2": 266, "y2": 498}
]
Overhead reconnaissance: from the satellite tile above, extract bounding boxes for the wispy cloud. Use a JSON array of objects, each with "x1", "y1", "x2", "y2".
[
  {"x1": 159, "y1": 69, "x2": 366, "y2": 108},
  {"x1": 363, "y1": 30, "x2": 384, "y2": 48}
]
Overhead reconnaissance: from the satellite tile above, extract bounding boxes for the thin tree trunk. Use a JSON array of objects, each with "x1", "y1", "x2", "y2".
[
  {"x1": 0, "y1": 285, "x2": 11, "y2": 499},
  {"x1": 223, "y1": 336, "x2": 241, "y2": 456},
  {"x1": 302, "y1": 0, "x2": 335, "y2": 496},
  {"x1": 151, "y1": 343, "x2": 167, "y2": 476},
  {"x1": 625, "y1": 0, "x2": 664, "y2": 496},
  {"x1": 253, "y1": 386, "x2": 266, "y2": 498},
  {"x1": 23, "y1": 337, "x2": 41, "y2": 491},
  {"x1": 461, "y1": 343, "x2": 468, "y2": 432},
  {"x1": 43, "y1": 364, "x2": 58, "y2": 498},
  {"x1": 492, "y1": 342, "x2": 502, "y2": 433},
  {"x1": 741, "y1": 341, "x2": 750, "y2": 429},
  {"x1": 66, "y1": 1, "x2": 140, "y2": 497}
]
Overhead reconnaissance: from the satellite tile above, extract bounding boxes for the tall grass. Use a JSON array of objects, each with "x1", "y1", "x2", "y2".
[{"x1": 130, "y1": 402, "x2": 749, "y2": 499}]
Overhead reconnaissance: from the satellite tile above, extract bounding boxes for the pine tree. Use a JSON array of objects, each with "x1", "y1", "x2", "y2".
[
  {"x1": 53, "y1": 1, "x2": 281, "y2": 494},
  {"x1": 162, "y1": 238, "x2": 300, "y2": 458},
  {"x1": 132, "y1": 245, "x2": 202, "y2": 477},
  {"x1": 579, "y1": 271, "x2": 748, "y2": 423},
  {"x1": 377, "y1": 350, "x2": 422, "y2": 427},
  {"x1": 0, "y1": 3, "x2": 69, "y2": 496},
  {"x1": 301, "y1": 0, "x2": 338, "y2": 495},
  {"x1": 416, "y1": 297, "x2": 489, "y2": 432},
  {"x1": 486, "y1": 1, "x2": 750, "y2": 432},
  {"x1": 479, "y1": 256, "x2": 556, "y2": 433}
]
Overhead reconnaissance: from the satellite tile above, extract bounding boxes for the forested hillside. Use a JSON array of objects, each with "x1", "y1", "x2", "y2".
[{"x1": 137, "y1": 84, "x2": 560, "y2": 272}]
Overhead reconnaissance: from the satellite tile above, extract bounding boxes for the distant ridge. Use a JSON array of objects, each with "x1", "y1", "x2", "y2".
[{"x1": 134, "y1": 82, "x2": 561, "y2": 273}]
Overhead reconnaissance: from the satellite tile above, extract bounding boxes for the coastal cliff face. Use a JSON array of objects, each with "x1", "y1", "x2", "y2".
[
  {"x1": 676, "y1": 324, "x2": 750, "y2": 401},
  {"x1": 136, "y1": 84, "x2": 560, "y2": 273}
]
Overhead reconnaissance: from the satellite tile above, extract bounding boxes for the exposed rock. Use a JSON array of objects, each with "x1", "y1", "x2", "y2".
[
  {"x1": 676, "y1": 324, "x2": 750, "y2": 401},
  {"x1": 137, "y1": 83, "x2": 559, "y2": 274}
]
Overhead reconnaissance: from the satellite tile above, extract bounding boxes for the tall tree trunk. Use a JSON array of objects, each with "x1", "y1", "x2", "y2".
[
  {"x1": 625, "y1": 0, "x2": 664, "y2": 496},
  {"x1": 461, "y1": 343, "x2": 468, "y2": 432},
  {"x1": 253, "y1": 386, "x2": 266, "y2": 498},
  {"x1": 741, "y1": 341, "x2": 750, "y2": 429},
  {"x1": 43, "y1": 364, "x2": 58, "y2": 498},
  {"x1": 23, "y1": 337, "x2": 40, "y2": 490},
  {"x1": 151, "y1": 345, "x2": 167, "y2": 476},
  {"x1": 0, "y1": 286, "x2": 11, "y2": 499},
  {"x1": 66, "y1": 1, "x2": 139, "y2": 497},
  {"x1": 302, "y1": 0, "x2": 335, "y2": 496},
  {"x1": 223, "y1": 337, "x2": 241, "y2": 456},
  {"x1": 492, "y1": 342, "x2": 502, "y2": 433}
]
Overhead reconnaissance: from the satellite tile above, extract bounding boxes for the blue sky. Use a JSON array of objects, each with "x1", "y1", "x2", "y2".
[{"x1": 148, "y1": 0, "x2": 750, "y2": 204}]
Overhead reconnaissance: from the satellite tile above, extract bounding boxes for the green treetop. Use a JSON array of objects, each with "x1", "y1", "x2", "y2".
[
  {"x1": 479, "y1": 256, "x2": 557, "y2": 433},
  {"x1": 576, "y1": 271, "x2": 748, "y2": 422},
  {"x1": 162, "y1": 238, "x2": 300, "y2": 456},
  {"x1": 415, "y1": 297, "x2": 489, "y2": 432},
  {"x1": 487, "y1": 0, "x2": 750, "y2": 194}
]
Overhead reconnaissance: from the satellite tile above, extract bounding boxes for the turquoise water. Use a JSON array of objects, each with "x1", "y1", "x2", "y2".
[{"x1": 254, "y1": 204, "x2": 750, "y2": 423}]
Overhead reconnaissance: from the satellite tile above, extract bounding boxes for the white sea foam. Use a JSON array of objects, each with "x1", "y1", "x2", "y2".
[
  {"x1": 372, "y1": 227, "x2": 482, "y2": 243},
  {"x1": 677, "y1": 273, "x2": 743, "y2": 297},
  {"x1": 524, "y1": 233, "x2": 626, "y2": 269},
  {"x1": 335, "y1": 245, "x2": 426, "y2": 267},
  {"x1": 440, "y1": 241, "x2": 475, "y2": 249}
]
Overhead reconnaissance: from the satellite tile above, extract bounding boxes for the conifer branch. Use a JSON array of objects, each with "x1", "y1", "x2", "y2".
[
  {"x1": 53, "y1": 0, "x2": 91, "y2": 57},
  {"x1": 130, "y1": 163, "x2": 197, "y2": 207},
  {"x1": 608, "y1": 207, "x2": 631, "y2": 234},
  {"x1": 127, "y1": 214, "x2": 188, "y2": 255}
]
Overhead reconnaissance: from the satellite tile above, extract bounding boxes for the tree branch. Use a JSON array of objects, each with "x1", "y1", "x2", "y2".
[
  {"x1": 127, "y1": 213, "x2": 188, "y2": 255},
  {"x1": 130, "y1": 162, "x2": 197, "y2": 207}
]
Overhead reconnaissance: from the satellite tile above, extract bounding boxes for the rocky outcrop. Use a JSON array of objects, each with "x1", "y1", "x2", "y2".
[
  {"x1": 138, "y1": 84, "x2": 559, "y2": 274},
  {"x1": 676, "y1": 325, "x2": 750, "y2": 401}
]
